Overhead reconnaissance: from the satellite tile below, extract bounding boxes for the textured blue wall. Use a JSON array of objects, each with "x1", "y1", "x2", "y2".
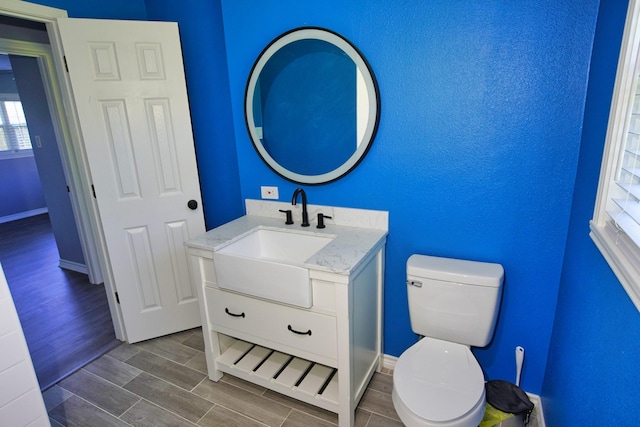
[
  {"x1": 30, "y1": 0, "x2": 146, "y2": 20},
  {"x1": 144, "y1": 0, "x2": 243, "y2": 229},
  {"x1": 220, "y1": 0, "x2": 598, "y2": 393},
  {"x1": 29, "y1": 0, "x2": 243, "y2": 229},
  {"x1": 30, "y1": 2, "x2": 640, "y2": 416},
  {"x1": 542, "y1": 0, "x2": 640, "y2": 424}
]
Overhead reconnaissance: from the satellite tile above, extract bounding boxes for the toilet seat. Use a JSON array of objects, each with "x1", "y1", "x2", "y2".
[{"x1": 393, "y1": 337, "x2": 486, "y2": 426}]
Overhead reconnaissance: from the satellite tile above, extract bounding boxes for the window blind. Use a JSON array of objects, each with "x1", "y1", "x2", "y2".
[
  {"x1": 609, "y1": 75, "x2": 640, "y2": 247},
  {"x1": 591, "y1": 0, "x2": 640, "y2": 311},
  {"x1": 0, "y1": 100, "x2": 30, "y2": 152}
]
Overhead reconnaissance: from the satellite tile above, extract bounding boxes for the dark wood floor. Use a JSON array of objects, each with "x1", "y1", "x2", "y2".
[{"x1": 0, "y1": 214, "x2": 120, "y2": 391}]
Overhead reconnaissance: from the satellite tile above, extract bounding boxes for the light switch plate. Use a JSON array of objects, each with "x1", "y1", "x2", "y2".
[{"x1": 260, "y1": 186, "x2": 279, "y2": 199}]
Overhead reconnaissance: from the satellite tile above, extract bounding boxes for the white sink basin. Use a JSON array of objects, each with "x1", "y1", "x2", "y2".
[{"x1": 213, "y1": 227, "x2": 334, "y2": 307}]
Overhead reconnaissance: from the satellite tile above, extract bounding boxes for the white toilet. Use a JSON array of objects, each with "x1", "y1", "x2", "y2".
[{"x1": 392, "y1": 254, "x2": 504, "y2": 427}]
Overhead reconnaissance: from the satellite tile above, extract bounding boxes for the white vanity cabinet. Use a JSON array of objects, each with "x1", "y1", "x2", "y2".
[{"x1": 186, "y1": 202, "x2": 387, "y2": 427}]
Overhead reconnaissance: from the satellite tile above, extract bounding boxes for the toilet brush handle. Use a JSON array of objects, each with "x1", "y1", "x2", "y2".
[{"x1": 515, "y1": 346, "x2": 524, "y2": 387}]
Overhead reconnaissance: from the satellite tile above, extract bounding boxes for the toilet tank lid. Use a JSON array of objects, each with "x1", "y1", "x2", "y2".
[{"x1": 407, "y1": 254, "x2": 504, "y2": 287}]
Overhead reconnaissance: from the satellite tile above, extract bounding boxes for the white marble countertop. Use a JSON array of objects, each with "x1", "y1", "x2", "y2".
[{"x1": 186, "y1": 200, "x2": 388, "y2": 275}]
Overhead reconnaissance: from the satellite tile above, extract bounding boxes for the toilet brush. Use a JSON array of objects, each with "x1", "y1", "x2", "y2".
[{"x1": 515, "y1": 346, "x2": 524, "y2": 387}]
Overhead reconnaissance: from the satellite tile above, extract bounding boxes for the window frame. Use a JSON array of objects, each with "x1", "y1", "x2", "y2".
[
  {"x1": 0, "y1": 92, "x2": 32, "y2": 160},
  {"x1": 591, "y1": 0, "x2": 640, "y2": 311}
]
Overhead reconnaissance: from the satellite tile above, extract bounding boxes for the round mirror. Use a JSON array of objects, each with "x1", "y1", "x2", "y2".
[{"x1": 245, "y1": 27, "x2": 380, "y2": 185}]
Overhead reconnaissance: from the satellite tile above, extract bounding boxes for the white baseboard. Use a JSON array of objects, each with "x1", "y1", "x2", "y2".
[
  {"x1": 58, "y1": 259, "x2": 88, "y2": 274},
  {"x1": 526, "y1": 393, "x2": 545, "y2": 427},
  {"x1": 381, "y1": 353, "x2": 545, "y2": 427},
  {"x1": 0, "y1": 207, "x2": 48, "y2": 224},
  {"x1": 382, "y1": 353, "x2": 398, "y2": 371}
]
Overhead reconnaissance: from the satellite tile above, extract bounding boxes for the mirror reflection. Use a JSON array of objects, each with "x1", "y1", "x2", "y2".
[{"x1": 245, "y1": 27, "x2": 379, "y2": 184}]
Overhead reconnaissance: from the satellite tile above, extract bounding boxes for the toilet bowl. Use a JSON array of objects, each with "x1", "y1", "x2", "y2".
[{"x1": 392, "y1": 337, "x2": 486, "y2": 427}]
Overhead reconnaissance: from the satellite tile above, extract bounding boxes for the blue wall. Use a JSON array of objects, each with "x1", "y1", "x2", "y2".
[
  {"x1": 542, "y1": 0, "x2": 640, "y2": 424},
  {"x1": 144, "y1": 0, "x2": 243, "y2": 229},
  {"x1": 30, "y1": 0, "x2": 244, "y2": 229},
  {"x1": 220, "y1": 0, "x2": 598, "y2": 394},
  {"x1": 32, "y1": 0, "x2": 146, "y2": 20},
  {"x1": 29, "y1": 1, "x2": 640, "y2": 421}
]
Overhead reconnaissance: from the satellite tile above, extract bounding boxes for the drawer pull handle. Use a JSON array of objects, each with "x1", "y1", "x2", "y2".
[
  {"x1": 288, "y1": 324, "x2": 312, "y2": 336},
  {"x1": 225, "y1": 308, "x2": 245, "y2": 318}
]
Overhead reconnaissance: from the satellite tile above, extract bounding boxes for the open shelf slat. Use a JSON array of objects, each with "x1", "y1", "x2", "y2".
[
  {"x1": 217, "y1": 339, "x2": 253, "y2": 366},
  {"x1": 274, "y1": 357, "x2": 311, "y2": 388},
  {"x1": 216, "y1": 337, "x2": 339, "y2": 412},
  {"x1": 319, "y1": 372, "x2": 339, "y2": 404},
  {"x1": 254, "y1": 351, "x2": 291, "y2": 380},
  {"x1": 234, "y1": 345, "x2": 272, "y2": 372},
  {"x1": 297, "y1": 363, "x2": 334, "y2": 396}
]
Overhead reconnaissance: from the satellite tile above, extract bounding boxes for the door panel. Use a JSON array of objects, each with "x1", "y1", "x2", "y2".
[{"x1": 57, "y1": 18, "x2": 205, "y2": 343}]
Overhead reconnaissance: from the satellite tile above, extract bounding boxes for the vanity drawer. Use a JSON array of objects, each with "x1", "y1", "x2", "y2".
[{"x1": 206, "y1": 287, "x2": 337, "y2": 361}]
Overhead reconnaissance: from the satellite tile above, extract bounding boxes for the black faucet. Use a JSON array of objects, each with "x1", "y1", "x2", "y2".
[{"x1": 291, "y1": 188, "x2": 310, "y2": 227}]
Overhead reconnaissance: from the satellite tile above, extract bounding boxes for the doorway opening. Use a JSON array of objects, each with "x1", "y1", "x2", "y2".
[
  {"x1": 0, "y1": 15, "x2": 119, "y2": 391},
  {"x1": 1, "y1": 1, "x2": 207, "y2": 357}
]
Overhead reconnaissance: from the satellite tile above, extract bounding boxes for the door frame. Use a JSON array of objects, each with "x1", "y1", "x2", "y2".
[{"x1": 0, "y1": 0, "x2": 126, "y2": 340}]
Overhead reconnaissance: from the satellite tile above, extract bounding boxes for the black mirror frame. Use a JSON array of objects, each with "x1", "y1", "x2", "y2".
[{"x1": 244, "y1": 26, "x2": 380, "y2": 185}]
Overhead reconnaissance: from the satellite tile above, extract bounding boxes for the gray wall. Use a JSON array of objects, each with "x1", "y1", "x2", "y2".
[
  {"x1": 0, "y1": 71, "x2": 47, "y2": 219},
  {"x1": 10, "y1": 55, "x2": 85, "y2": 267}
]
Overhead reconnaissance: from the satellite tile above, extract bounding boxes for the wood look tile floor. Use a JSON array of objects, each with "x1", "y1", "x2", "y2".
[{"x1": 44, "y1": 328, "x2": 404, "y2": 427}]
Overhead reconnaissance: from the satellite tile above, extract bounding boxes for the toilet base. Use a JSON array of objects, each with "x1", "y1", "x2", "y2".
[{"x1": 392, "y1": 385, "x2": 486, "y2": 427}]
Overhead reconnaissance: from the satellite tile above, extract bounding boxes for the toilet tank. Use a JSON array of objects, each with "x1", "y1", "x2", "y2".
[{"x1": 406, "y1": 254, "x2": 504, "y2": 347}]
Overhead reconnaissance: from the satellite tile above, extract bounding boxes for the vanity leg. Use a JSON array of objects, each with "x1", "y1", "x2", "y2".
[
  {"x1": 376, "y1": 248, "x2": 385, "y2": 373},
  {"x1": 208, "y1": 333, "x2": 223, "y2": 381},
  {"x1": 201, "y1": 329, "x2": 223, "y2": 381},
  {"x1": 189, "y1": 250, "x2": 224, "y2": 382},
  {"x1": 338, "y1": 405, "x2": 355, "y2": 427},
  {"x1": 335, "y1": 283, "x2": 356, "y2": 427},
  {"x1": 337, "y1": 362, "x2": 355, "y2": 427}
]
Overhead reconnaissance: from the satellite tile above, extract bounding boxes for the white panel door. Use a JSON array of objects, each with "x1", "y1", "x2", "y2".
[{"x1": 57, "y1": 18, "x2": 205, "y2": 343}]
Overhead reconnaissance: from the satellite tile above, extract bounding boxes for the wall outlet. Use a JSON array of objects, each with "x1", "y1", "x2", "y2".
[{"x1": 260, "y1": 186, "x2": 279, "y2": 199}]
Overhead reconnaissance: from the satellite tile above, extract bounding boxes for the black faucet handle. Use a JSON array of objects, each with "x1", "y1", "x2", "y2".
[
  {"x1": 279, "y1": 209, "x2": 294, "y2": 224},
  {"x1": 316, "y1": 213, "x2": 332, "y2": 229}
]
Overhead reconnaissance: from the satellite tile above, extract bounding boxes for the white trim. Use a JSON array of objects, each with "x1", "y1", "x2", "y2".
[
  {"x1": 527, "y1": 393, "x2": 546, "y2": 427},
  {"x1": 0, "y1": 1, "x2": 126, "y2": 340},
  {"x1": 0, "y1": 149, "x2": 33, "y2": 159},
  {"x1": 0, "y1": 207, "x2": 47, "y2": 224},
  {"x1": 0, "y1": 36, "x2": 104, "y2": 285},
  {"x1": 0, "y1": 0, "x2": 66, "y2": 21},
  {"x1": 37, "y1": 31, "x2": 106, "y2": 286},
  {"x1": 381, "y1": 352, "x2": 397, "y2": 372},
  {"x1": 590, "y1": 222, "x2": 640, "y2": 310},
  {"x1": 591, "y1": 0, "x2": 640, "y2": 311},
  {"x1": 58, "y1": 259, "x2": 88, "y2": 274},
  {"x1": 592, "y1": 0, "x2": 640, "y2": 223}
]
